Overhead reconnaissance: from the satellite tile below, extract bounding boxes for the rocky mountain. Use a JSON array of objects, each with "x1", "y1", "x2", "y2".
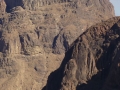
[
  {"x1": 46, "y1": 17, "x2": 120, "y2": 90},
  {"x1": 0, "y1": 0, "x2": 115, "y2": 90}
]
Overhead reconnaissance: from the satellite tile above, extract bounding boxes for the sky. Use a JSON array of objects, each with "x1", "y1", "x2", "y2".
[{"x1": 110, "y1": 0, "x2": 120, "y2": 16}]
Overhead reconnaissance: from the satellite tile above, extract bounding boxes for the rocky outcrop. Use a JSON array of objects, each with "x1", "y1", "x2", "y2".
[
  {"x1": 46, "y1": 17, "x2": 120, "y2": 90},
  {"x1": 0, "y1": 0, "x2": 115, "y2": 90},
  {"x1": 0, "y1": 0, "x2": 6, "y2": 13},
  {"x1": 2, "y1": 0, "x2": 114, "y2": 53}
]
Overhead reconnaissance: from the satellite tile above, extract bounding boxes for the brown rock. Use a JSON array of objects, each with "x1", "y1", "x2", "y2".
[
  {"x1": 0, "y1": 0, "x2": 6, "y2": 13},
  {"x1": 0, "y1": 0, "x2": 115, "y2": 90},
  {"x1": 47, "y1": 17, "x2": 120, "y2": 90}
]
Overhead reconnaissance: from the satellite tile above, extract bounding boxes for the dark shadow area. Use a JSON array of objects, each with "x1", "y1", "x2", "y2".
[
  {"x1": 42, "y1": 40, "x2": 120, "y2": 90},
  {"x1": 42, "y1": 24, "x2": 120, "y2": 90},
  {"x1": 6, "y1": 5, "x2": 11, "y2": 13},
  {"x1": 52, "y1": 34, "x2": 69, "y2": 54},
  {"x1": 76, "y1": 28, "x2": 120, "y2": 90},
  {"x1": 76, "y1": 71, "x2": 104, "y2": 90},
  {"x1": 63, "y1": 36, "x2": 69, "y2": 52},
  {"x1": 0, "y1": 31, "x2": 5, "y2": 52},
  {"x1": 42, "y1": 46, "x2": 74, "y2": 90},
  {"x1": 0, "y1": 19, "x2": 3, "y2": 25},
  {"x1": 52, "y1": 35, "x2": 59, "y2": 49},
  {"x1": 4, "y1": 0, "x2": 23, "y2": 13}
]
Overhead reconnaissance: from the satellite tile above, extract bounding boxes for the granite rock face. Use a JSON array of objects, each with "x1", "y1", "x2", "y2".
[
  {"x1": 0, "y1": 0, "x2": 115, "y2": 90},
  {"x1": 47, "y1": 17, "x2": 120, "y2": 90}
]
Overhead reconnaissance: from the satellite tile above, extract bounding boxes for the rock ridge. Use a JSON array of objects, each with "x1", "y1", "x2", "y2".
[
  {"x1": 0, "y1": 0, "x2": 115, "y2": 90},
  {"x1": 45, "y1": 17, "x2": 120, "y2": 90}
]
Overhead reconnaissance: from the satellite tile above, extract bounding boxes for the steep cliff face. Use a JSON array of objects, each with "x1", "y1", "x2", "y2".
[
  {"x1": 47, "y1": 17, "x2": 120, "y2": 90},
  {"x1": 0, "y1": 0, "x2": 115, "y2": 90}
]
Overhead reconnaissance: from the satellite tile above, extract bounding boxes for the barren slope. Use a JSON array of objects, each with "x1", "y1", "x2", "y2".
[{"x1": 0, "y1": 0, "x2": 115, "y2": 90}]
